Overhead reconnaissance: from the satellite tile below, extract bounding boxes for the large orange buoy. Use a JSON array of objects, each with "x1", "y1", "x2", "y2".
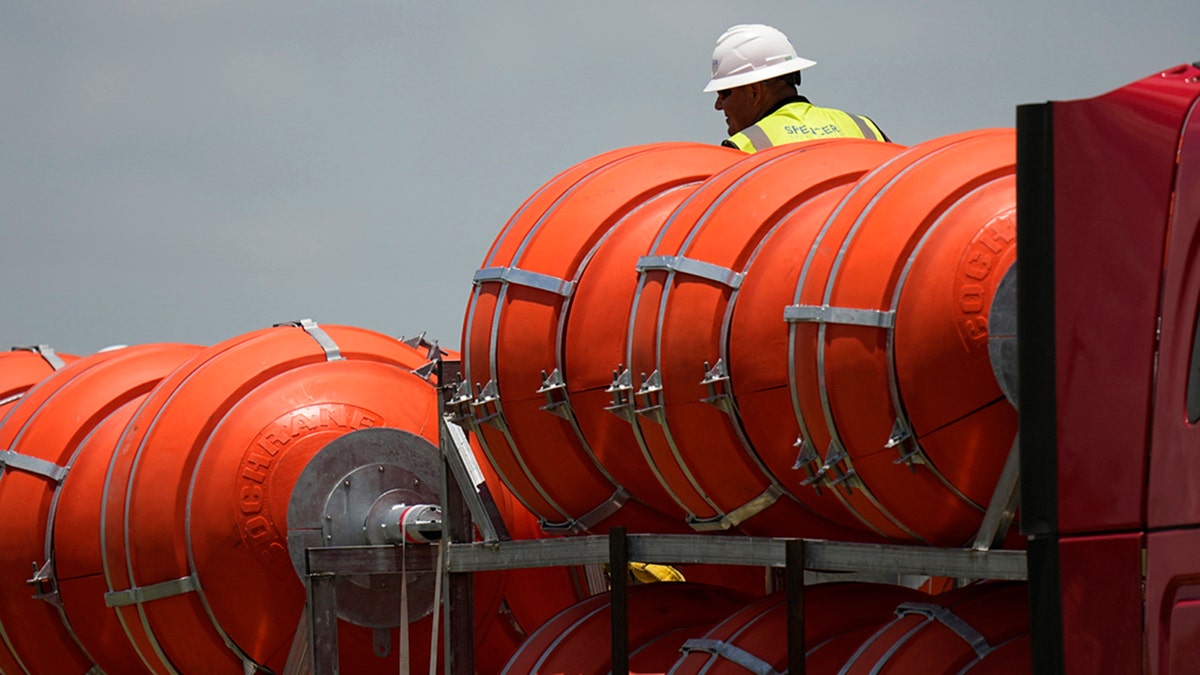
[
  {"x1": 668, "y1": 582, "x2": 924, "y2": 674},
  {"x1": 88, "y1": 321, "x2": 566, "y2": 674},
  {"x1": 461, "y1": 142, "x2": 744, "y2": 534},
  {"x1": 625, "y1": 139, "x2": 905, "y2": 537},
  {"x1": 500, "y1": 582, "x2": 749, "y2": 674},
  {"x1": 786, "y1": 129, "x2": 1017, "y2": 544},
  {"x1": 836, "y1": 582, "x2": 1028, "y2": 673},
  {"x1": 0, "y1": 343, "x2": 202, "y2": 675}
]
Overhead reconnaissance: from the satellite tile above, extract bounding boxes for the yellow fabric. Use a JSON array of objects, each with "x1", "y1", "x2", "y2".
[
  {"x1": 727, "y1": 100, "x2": 886, "y2": 152},
  {"x1": 628, "y1": 562, "x2": 686, "y2": 583}
]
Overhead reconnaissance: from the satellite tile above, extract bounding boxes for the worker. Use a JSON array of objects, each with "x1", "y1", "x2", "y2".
[{"x1": 704, "y1": 24, "x2": 889, "y2": 152}]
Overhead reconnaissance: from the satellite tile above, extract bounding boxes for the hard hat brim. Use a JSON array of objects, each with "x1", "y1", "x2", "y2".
[{"x1": 702, "y1": 56, "x2": 817, "y2": 93}]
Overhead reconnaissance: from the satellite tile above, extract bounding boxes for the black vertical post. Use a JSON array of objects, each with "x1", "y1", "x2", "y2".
[
  {"x1": 440, "y1": 358, "x2": 475, "y2": 675},
  {"x1": 308, "y1": 572, "x2": 339, "y2": 675},
  {"x1": 609, "y1": 526, "x2": 629, "y2": 675},
  {"x1": 785, "y1": 539, "x2": 806, "y2": 675}
]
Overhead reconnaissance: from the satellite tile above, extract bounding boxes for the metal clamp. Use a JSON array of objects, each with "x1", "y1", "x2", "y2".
[
  {"x1": 468, "y1": 379, "x2": 507, "y2": 431},
  {"x1": 793, "y1": 437, "x2": 824, "y2": 493},
  {"x1": 536, "y1": 368, "x2": 573, "y2": 421},
  {"x1": 473, "y1": 266, "x2": 574, "y2": 297},
  {"x1": 27, "y1": 559, "x2": 60, "y2": 608},
  {"x1": 275, "y1": 318, "x2": 343, "y2": 361},
  {"x1": 11, "y1": 344, "x2": 67, "y2": 370},
  {"x1": 633, "y1": 370, "x2": 665, "y2": 424},
  {"x1": 783, "y1": 304, "x2": 895, "y2": 329},
  {"x1": 0, "y1": 450, "x2": 69, "y2": 483},
  {"x1": 604, "y1": 367, "x2": 636, "y2": 423},
  {"x1": 636, "y1": 255, "x2": 744, "y2": 289},
  {"x1": 813, "y1": 440, "x2": 861, "y2": 491},
  {"x1": 687, "y1": 484, "x2": 784, "y2": 532},
  {"x1": 540, "y1": 487, "x2": 631, "y2": 535},
  {"x1": 886, "y1": 418, "x2": 927, "y2": 468},
  {"x1": 895, "y1": 602, "x2": 993, "y2": 658},
  {"x1": 105, "y1": 575, "x2": 198, "y2": 608},
  {"x1": 700, "y1": 358, "x2": 734, "y2": 413},
  {"x1": 680, "y1": 638, "x2": 782, "y2": 675}
]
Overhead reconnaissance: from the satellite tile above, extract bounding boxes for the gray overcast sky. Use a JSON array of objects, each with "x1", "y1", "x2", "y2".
[{"x1": 2, "y1": 1, "x2": 1197, "y2": 355}]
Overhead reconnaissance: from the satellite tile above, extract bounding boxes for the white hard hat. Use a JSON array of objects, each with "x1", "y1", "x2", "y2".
[{"x1": 703, "y1": 24, "x2": 817, "y2": 93}]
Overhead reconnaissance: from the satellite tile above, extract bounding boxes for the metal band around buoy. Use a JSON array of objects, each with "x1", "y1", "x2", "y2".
[
  {"x1": 0, "y1": 450, "x2": 69, "y2": 482},
  {"x1": 687, "y1": 483, "x2": 784, "y2": 532},
  {"x1": 680, "y1": 638, "x2": 782, "y2": 675},
  {"x1": 635, "y1": 255, "x2": 744, "y2": 289},
  {"x1": 104, "y1": 575, "x2": 198, "y2": 608},
  {"x1": 12, "y1": 344, "x2": 67, "y2": 370},
  {"x1": 275, "y1": 318, "x2": 343, "y2": 361},
  {"x1": 473, "y1": 266, "x2": 575, "y2": 296},
  {"x1": 540, "y1": 486, "x2": 631, "y2": 534},
  {"x1": 895, "y1": 602, "x2": 994, "y2": 658},
  {"x1": 783, "y1": 304, "x2": 895, "y2": 328}
]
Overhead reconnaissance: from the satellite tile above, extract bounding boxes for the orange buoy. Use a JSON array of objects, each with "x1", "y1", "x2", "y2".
[
  {"x1": 669, "y1": 582, "x2": 925, "y2": 674},
  {"x1": 0, "y1": 343, "x2": 201, "y2": 675},
  {"x1": 461, "y1": 142, "x2": 743, "y2": 533},
  {"x1": 836, "y1": 582, "x2": 1028, "y2": 673},
  {"x1": 787, "y1": 129, "x2": 1017, "y2": 544},
  {"x1": 625, "y1": 139, "x2": 905, "y2": 536},
  {"x1": 500, "y1": 582, "x2": 749, "y2": 674},
  {"x1": 0, "y1": 345, "x2": 75, "y2": 417}
]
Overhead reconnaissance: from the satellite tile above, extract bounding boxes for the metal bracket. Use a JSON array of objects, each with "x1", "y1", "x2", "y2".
[
  {"x1": 104, "y1": 575, "x2": 198, "y2": 608},
  {"x1": 793, "y1": 437, "x2": 824, "y2": 494},
  {"x1": 540, "y1": 486, "x2": 631, "y2": 535},
  {"x1": 11, "y1": 344, "x2": 67, "y2": 370},
  {"x1": 473, "y1": 266, "x2": 574, "y2": 297},
  {"x1": 687, "y1": 484, "x2": 784, "y2": 532},
  {"x1": 633, "y1": 370, "x2": 665, "y2": 424},
  {"x1": 0, "y1": 450, "x2": 69, "y2": 483},
  {"x1": 886, "y1": 417, "x2": 927, "y2": 469},
  {"x1": 636, "y1": 255, "x2": 744, "y2": 289},
  {"x1": 700, "y1": 358, "x2": 734, "y2": 413},
  {"x1": 440, "y1": 416, "x2": 508, "y2": 544},
  {"x1": 275, "y1": 318, "x2": 343, "y2": 361},
  {"x1": 815, "y1": 440, "x2": 860, "y2": 491},
  {"x1": 604, "y1": 367, "x2": 636, "y2": 423},
  {"x1": 783, "y1": 304, "x2": 895, "y2": 329},
  {"x1": 680, "y1": 638, "x2": 782, "y2": 675},
  {"x1": 27, "y1": 559, "x2": 61, "y2": 608},
  {"x1": 446, "y1": 380, "x2": 479, "y2": 432},
  {"x1": 469, "y1": 379, "x2": 507, "y2": 431},
  {"x1": 536, "y1": 368, "x2": 573, "y2": 420},
  {"x1": 895, "y1": 602, "x2": 993, "y2": 658},
  {"x1": 972, "y1": 436, "x2": 1022, "y2": 552}
]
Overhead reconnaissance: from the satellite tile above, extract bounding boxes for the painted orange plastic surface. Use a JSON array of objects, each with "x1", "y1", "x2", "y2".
[
  {"x1": 627, "y1": 139, "x2": 904, "y2": 536},
  {"x1": 88, "y1": 324, "x2": 563, "y2": 674},
  {"x1": 669, "y1": 583, "x2": 924, "y2": 674},
  {"x1": 463, "y1": 142, "x2": 742, "y2": 533},
  {"x1": 0, "y1": 344, "x2": 200, "y2": 675},
  {"x1": 0, "y1": 348, "x2": 77, "y2": 417},
  {"x1": 499, "y1": 582, "x2": 749, "y2": 675},
  {"x1": 837, "y1": 582, "x2": 1029, "y2": 673},
  {"x1": 790, "y1": 129, "x2": 1016, "y2": 544}
]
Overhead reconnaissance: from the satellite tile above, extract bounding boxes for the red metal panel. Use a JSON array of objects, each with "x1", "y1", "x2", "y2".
[
  {"x1": 1058, "y1": 532, "x2": 1143, "y2": 675},
  {"x1": 1051, "y1": 64, "x2": 1200, "y2": 533},
  {"x1": 1145, "y1": 528, "x2": 1200, "y2": 675},
  {"x1": 1146, "y1": 80, "x2": 1200, "y2": 528}
]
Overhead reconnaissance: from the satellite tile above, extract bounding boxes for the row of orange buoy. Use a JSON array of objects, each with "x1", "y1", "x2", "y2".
[
  {"x1": 0, "y1": 327, "x2": 581, "y2": 674},
  {"x1": 461, "y1": 133, "x2": 1019, "y2": 546},
  {"x1": 500, "y1": 580, "x2": 1029, "y2": 674}
]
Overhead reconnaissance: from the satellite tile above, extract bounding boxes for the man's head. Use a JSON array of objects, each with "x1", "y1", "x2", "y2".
[{"x1": 704, "y1": 24, "x2": 815, "y2": 134}]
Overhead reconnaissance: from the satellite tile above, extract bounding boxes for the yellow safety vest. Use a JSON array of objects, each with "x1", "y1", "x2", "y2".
[{"x1": 725, "y1": 100, "x2": 887, "y2": 152}]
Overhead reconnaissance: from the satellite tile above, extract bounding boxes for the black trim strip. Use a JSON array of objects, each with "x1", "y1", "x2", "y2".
[
  {"x1": 1017, "y1": 102, "x2": 1058, "y2": 535},
  {"x1": 1027, "y1": 535, "x2": 1065, "y2": 674}
]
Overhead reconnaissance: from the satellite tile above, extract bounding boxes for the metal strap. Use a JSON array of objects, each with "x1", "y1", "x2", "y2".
[
  {"x1": 636, "y1": 255, "x2": 744, "y2": 289},
  {"x1": 741, "y1": 125, "x2": 774, "y2": 151},
  {"x1": 12, "y1": 344, "x2": 67, "y2": 370},
  {"x1": 688, "y1": 483, "x2": 784, "y2": 532},
  {"x1": 850, "y1": 114, "x2": 881, "y2": 141},
  {"x1": 275, "y1": 319, "x2": 343, "y2": 361},
  {"x1": 784, "y1": 304, "x2": 895, "y2": 328},
  {"x1": 104, "y1": 575, "x2": 198, "y2": 608},
  {"x1": 473, "y1": 266, "x2": 574, "y2": 297},
  {"x1": 0, "y1": 450, "x2": 68, "y2": 482},
  {"x1": 680, "y1": 638, "x2": 782, "y2": 675},
  {"x1": 0, "y1": 393, "x2": 22, "y2": 408},
  {"x1": 541, "y1": 487, "x2": 630, "y2": 534},
  {"x1": 895, "y1": 602, "x2": 993, "y2": 658}
]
